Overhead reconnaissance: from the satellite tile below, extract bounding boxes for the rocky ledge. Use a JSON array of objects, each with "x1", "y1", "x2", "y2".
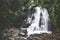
[{"x1": 0, "y1": 28, "x2": 60, "y2": 40}]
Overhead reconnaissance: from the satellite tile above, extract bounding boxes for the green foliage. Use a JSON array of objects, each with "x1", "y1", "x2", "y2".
[
  {"x1": 27, "y1": 0, "x2": 60, "y2": 26},
  {"x1": 0, "y1": 0, "x2": 60, "y2": 40},
  {"x1": 0, "y1": 0, "x2": 60, "y2": 29}
]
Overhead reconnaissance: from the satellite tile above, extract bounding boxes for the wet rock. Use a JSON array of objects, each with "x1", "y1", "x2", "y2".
[
  {"x1": 28, "y1": 34, "x2": 53, "y2": 40},
  {"x1": 1, "y1": 28, "x2": 20, "y2": 40},
  {"x1": 1, "y1": 28, "x2": 59, "y2": 40}
]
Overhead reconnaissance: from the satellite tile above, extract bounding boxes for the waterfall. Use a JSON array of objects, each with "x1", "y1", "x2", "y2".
[{"x1": 26, "y1": 6, "x2": 52, "y2": 37}]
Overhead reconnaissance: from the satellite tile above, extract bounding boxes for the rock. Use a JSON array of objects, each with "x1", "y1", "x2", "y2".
[
  {"x1": 28, "y1": 34, "x2": 53, "y2": 40},
  {"x1": 1, "y1": 27, "x2": 59, "y2": 40},
  {"x1": 1, "y1": 28, "x2": 20, "y2": 40}
]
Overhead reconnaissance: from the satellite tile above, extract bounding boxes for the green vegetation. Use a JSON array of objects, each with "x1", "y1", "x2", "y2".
[{"x1": 0, "y1": 0, "x2": 60, "y2": 40}]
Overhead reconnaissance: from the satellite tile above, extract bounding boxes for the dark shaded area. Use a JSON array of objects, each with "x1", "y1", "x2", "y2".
[
  {"x1": 0, "y1": 0, "x2": 28, "y2": 32},
  {"x1": 0, "y1": 0, "x2": 60, "y2": 40}
]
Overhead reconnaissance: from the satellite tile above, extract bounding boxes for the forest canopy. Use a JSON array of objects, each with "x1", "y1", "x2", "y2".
[
  {"x1": 0, "y1": 0, "x2": 60, "y2": 34},
  {"x1": 0, "y1": 0, "x2": 60, "y2": 40}
]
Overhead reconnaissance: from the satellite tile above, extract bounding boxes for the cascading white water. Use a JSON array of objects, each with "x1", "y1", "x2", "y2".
[{"x1": 26, "y1": 6, "x2": 52, "y2": 37}]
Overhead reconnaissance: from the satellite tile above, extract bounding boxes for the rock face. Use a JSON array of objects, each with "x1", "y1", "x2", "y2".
[
  {"x1": 28, "y1": 34, "x2": 53, "y2": 40},
  {"x1": 1, "y1": 28, "x2": 20, "y2": 40},
  {"x1": 0, "y1": 28, "x2": 59, "y2": 40}
]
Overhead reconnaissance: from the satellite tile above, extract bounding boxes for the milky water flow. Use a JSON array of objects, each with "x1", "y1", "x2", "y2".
[{"x1": 27, "y1": 7, "x2": 52, "y2": 37}]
